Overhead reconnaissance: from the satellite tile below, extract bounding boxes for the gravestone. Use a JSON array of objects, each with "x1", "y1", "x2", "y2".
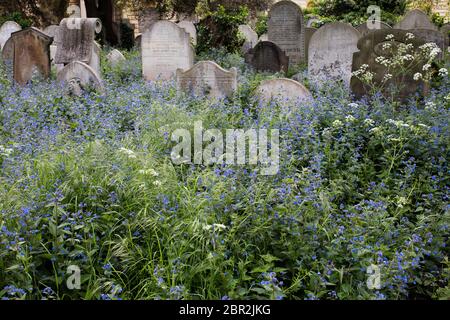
[
  {"x1": 356, "y1": 21, "x2": 391, "y2": 37},
  {"x1": 0, "y1": 21, "x2": 22, "y2": 50},
  {"x1": 304, "y1": 27, "x2": 317, "y2": 61},
  {"x1": 107, "y1": 49, "x2": 126, "y2": 67},
  {"x1": 57, "y1": 61, "x2": 103, "y2": 96},
  {"x1": 43, "y1": 25, "x2": 63, "y2": 71},
  {"x1": 351, "y1": 29, "x2": 427, "y2": 101},
  {"x1": 176, "y1": 61, "x2": 237, "y2": 99},
  {"x1": 9, "y1": 28, "x2": 53, "y2": 85},
  {"x1": 394, "y1": 9, "x2": 438, "y2": 31},
  {"x1": 412, "y1": 29, "x2": 447, "y2": 59},
  {"x1": 308, "y1": 22, "x2": 360, "y2": 88},
  {"x1": 54, "y1": 18, "x2": 102, "y2": 76},
  {"x1": 135, "y1": 34, "x2": 142, "y2": 49},
  {"x1": 142, "y1": 21, "x2": 194, "y2": 81},
  {"x1": 245, "y1": 41, "x2": 289, "y2": 73},
  {"x1": 256, "y1": 78, "x2": 312, "y2": 104},
  {"x1": 178, "y1": 21, "x2": 197, "y2": 45},
  {"x1": 1, "y1": 37, "x2": 14, "y2": 70},
  {"x1": 268, "y1": 1, "x2": 305, "y2": 66},
  {"x1": 238, "y1": 25, "x2": 258, "y2": 53}
]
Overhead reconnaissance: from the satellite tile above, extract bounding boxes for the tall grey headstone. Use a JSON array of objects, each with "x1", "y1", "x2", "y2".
[
  {"x1": 0, "y1": 21, "x2": 22, "y2": 50},
  {"x1": 394, "y1": 9, "x2": 438, "y2": 31},
  {"x1": 176, "y1": 61, "x2": 237, "y2": 99},
  {"x1": 308, "y1": 22, "x2": 360, "y2": 88},
  {"x1": 142, "y1": 21, "x2": 194, "y2": 81},
  {"x1": 268, "y1": 1, "x2": 305, "y2": 66}
]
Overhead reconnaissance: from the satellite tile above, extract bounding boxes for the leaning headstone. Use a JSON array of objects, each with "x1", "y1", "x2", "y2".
[
  {"x1": 308, "y1": 22, "x2": 360, "y2": 88},
  {"x1": 9, "y1": 28, "x2": 53, "y2": 85},
  {"x1": 107, "y1": 49, "x2": 126, "y2": 67},
  {"x1": 245, "y1": 41, "x2": 289, "y2": 73},
  {"x1": 176, "y1": 61, "x2": 237, "y2": 99},
  {"x1": 54, "y1": 18, "x2": 102, "y2": 76},
  {"x1": 0, "y1": 21, "x2": 22, "y2": 50},
  {"x1": 356, "y1": 21, "x2": 391, "y2": 37},
  {"x1": 351, "y1": 29, "x2": 427, "y2": 101},
  {"x1": 178, "y1": 21, "x2": 197, "y2": 45},
  {"x1": 256, "y1": 78, "x2": 312, "y2": 104},
  {"x1": 57, "y1": 61, "x2": 103, "y2": 96},
  {"x1": 394, "y1": 9, "x2": 438, "y2": 31},
  {"x1": 412, "y1": 29, "x2": 447, "y2": 59},
  {"x1": 304, "y1": 27, "x2": 317, "y2": 61},
  {"x1": 142, "y1": 21, "x2": 194, "y2": 81},
  {"x1": 238, "y1": 24, "x2": 258, "y2": 53},
  {"x1": 268, "y1": 1, "x2": 305, "y2": 66}
]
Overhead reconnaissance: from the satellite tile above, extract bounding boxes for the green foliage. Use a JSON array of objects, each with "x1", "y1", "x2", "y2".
[
  {"x1": 0, "y1": 12, "x2": 31, "y2": 28},
  {"x1": 196, "y1": 5, "x2": 249, "y2": 54},
  {"x1": 255, "y1": 14, "x2": 268, "y2": 37}
]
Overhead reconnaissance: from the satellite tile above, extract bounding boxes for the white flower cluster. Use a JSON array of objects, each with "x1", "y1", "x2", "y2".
[
  {"x1": 438, "y1": 68, "x2": 448, "y2": 77},
  {"x1": 419, "y1": 43, "x2": 442, "y2": 60},
  {"x1": 0, "y1": 145, "x2": 13, "y2": 157},
  {"x1": 405, "y1": 33, "x2": 415, "y2": 40},
  {"x1": 119, "y1": 147, "x2": 137, "y2": 159},
  {"x1": 138, "y1": 168, "x2": 159, "y2": 177},
  {"x1": 386, "y1": 119, "x2": 410, "y2": 128}
]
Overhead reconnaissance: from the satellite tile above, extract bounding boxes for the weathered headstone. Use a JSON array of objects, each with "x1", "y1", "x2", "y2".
[
  {"x1": 256, "y1": 78, "x2": 312, "y2": 104},
  {"x1": 142, "y1": 21, "x2": 194, "y2": 81},
  {"x1": 268, "y1": 1, "x2": 305, "y2": 66},
  {"x1": 176, "y1": 61, "x2": 237, "y2": 99},
  {"x1": 9, "y1": 28, "x2": 53, "y2": 85},
  {"x1": 43, "y1": 25, "x2": 63, "y2": 71},
  {"x1": 308, "y1": 22, "x2": 360, "y2": 88},
  {"x1": 1, "y1": 37, "x2": 14, "y2": 69},
  {"x1": 238, "y1": 25, "x2": 258, "y2": 53},
  {"x1": 178, "y1": 21, "x2": 197, "y2": 45},
  {"x1": 54, "y1": 18, "x2": 102, "y2": 76},
  {"x1": 351, "y1": 29, "x2": 427, "y2": 101},
  {"x1": 394, "y1": 9, "x2": 438, "y2": 31},
  {"x1": 412, "y1": 29, "x2": 447, "y2": 59},
  {"x1": 57, "y1": 61, "x2": 103, "y2": 96},
  {"x1": 245, "y1": 41, "x2": 289, "y2": 73},
  {"x1": 107, "y1": 49, "x2": 126, "y2": 67},
  {"x1": 356, "y1": 21, "x2": 391, "y2": 37},
  {"x1": 304, "y1": 27, "x2": 317, "y2": 61},
  {"x1": 0, "y1": 21, "x2": 22, "y2": 50}
]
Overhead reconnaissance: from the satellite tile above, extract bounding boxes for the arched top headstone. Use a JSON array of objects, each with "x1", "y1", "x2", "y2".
[
  {"x1": 245, "y1": 41, "x2": 289, "y2": 73},
  {"x1": 268, "y1": 0, "x2": 305, "y2": 66},
  {"x1": 256, "y1": 78, "x2": 312, "y2": 104},
  {"x1": 177, "y1": 21, "x2": 197, "y2": 45},
  {"x1": 0, "y1": 21, "x2": 22, "y2": 50},
  {"x1": 394, "y1": 9, "x2": 438, "y2": 31},
  {"x1": 308, "y1": 22, "x2": 360, "y2": 88},
  {"x1": 107, "y1": 49, "x2": 126, "y2": 67},
  {"x1": 142, "y1": 20, "x2": 194, "y2": 81},
  {"x1": 176, "y1": 61, "x2": 237, "y2": 99},
  {"x1": 57, "y1": 61, "x2": 103, "y2": 96}
]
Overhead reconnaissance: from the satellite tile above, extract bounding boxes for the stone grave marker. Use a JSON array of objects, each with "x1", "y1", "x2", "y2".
[
  {"x1": 351, "y1": 29, "x2": 427, "y2": 101},
  {"x1": 142, "y1": 21, "x2": 194, "y2": 81},
  {"x1": 256, "y1": 78, "x2": 312, "y2": 104},
  {"x1": 43, "y1": 25, "x2": 63, "y2": 72},
  {"x1": 0, "y1": 21, "x2": 22, "y2": 50},
  {"x1": 305, "y1": 27, "x2": 317, "y2": 61},
  {"x1": 308, "y1": 22, "x2": 360, "y2": 88},
  {"x1": 176, "y1": 61, "x2": 237, "y2": 99},
  {"x1": 245, "y1": 41, "x2": 289, "y2": 73},
  {"x1": 57, "y1": 61, "x2": 103, "y2": 96},
  {"x1": 394, "y1": 9, "x2": 438, "y2": 31},
  {"x1": 54, "y1": 18, "x2": 102, "y2": 76},
  {"x1": 238, "y1": 24, "x2": 258, "y2": 53},
  {"x1": 9, "y1": 28, "x2": 53, "y2": 85},
  {"x1": 412, "y1": 29, "x2": 447, "y2": 59},
  {"x1": 107, "y1": 49, "x2": 126, "y2": 67},
  {"x1": 178, "y1": 21, "x2": 197, "y2": 45},
  {"x1": 268, "y1": 1, "x2": 305, "y2": 66}
]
